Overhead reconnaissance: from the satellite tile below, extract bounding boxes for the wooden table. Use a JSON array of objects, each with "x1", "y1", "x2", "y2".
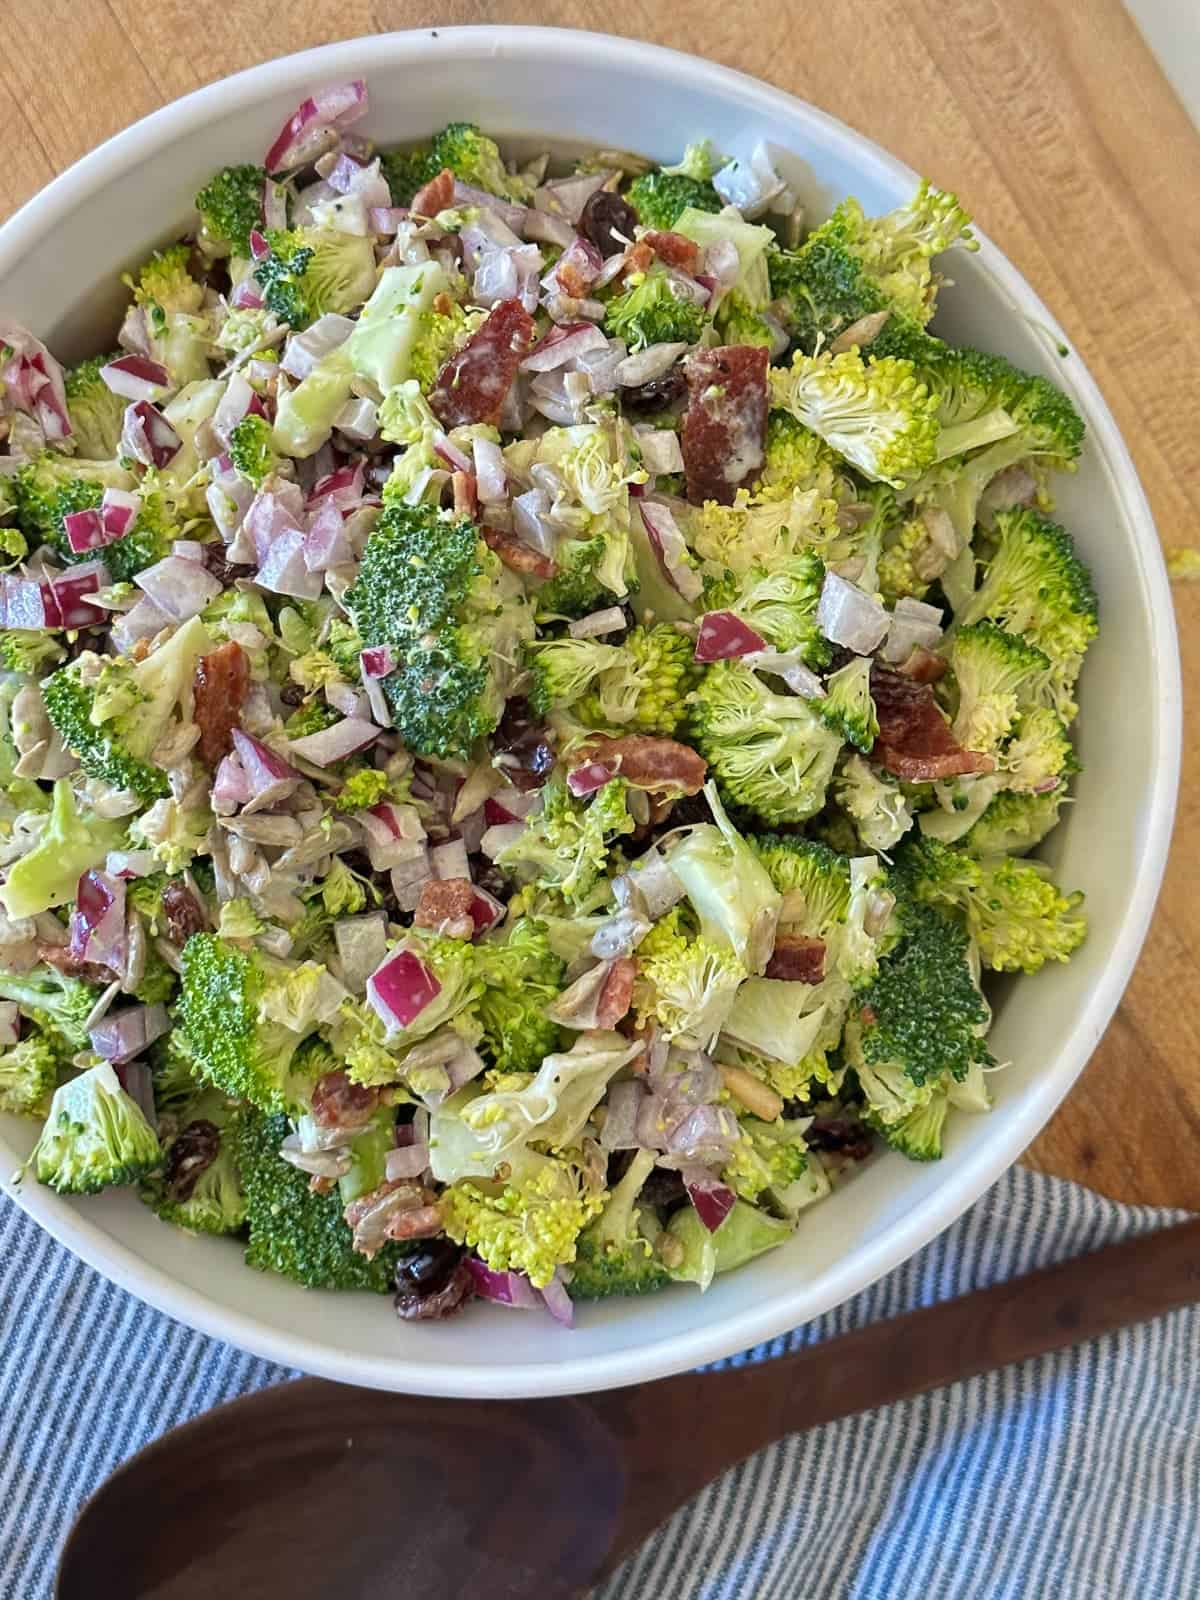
[{"x1": 2, "y1": 1, "x2": 1197, "y2": 1206}]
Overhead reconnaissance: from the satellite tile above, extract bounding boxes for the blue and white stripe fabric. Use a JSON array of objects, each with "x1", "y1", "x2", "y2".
[{"x1": 2, "y1": 1166, "x2": 1196, "y2": 1599}]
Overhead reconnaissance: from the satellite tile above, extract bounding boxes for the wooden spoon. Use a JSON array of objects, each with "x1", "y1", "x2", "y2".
[{"x1": 57, "y1": 1219, "x2": 1200, "y2": 1600}]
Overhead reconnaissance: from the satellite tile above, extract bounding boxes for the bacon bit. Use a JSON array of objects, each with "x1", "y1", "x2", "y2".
[
  {"x1": 622, "y1": 239, "x2": 656, "y2": 277},
  {"x1": 432, "y1": 290, "x2": 454, "y2": 316},
  {"x1": 385, "y1": 1203, "x2": 444, "y2": 1241},
  {"x1": 578, "y1": 735, "x2": 707, "y2": 796},
  {"x1": 482, "y1": 524, "x2": 556, "y2": 579},
  {"x1": 192, "y1": 640, "x2": 250, "y2": 769},
  {"x1": 311, "y1": 1068, "x2": 380, "y2": 1131},
  {"x1": 681, "y1": 345, "x2": 769, "y2": 507},
  {"x1": 644, "y1": 229, "x2": 701, "y2": 272},
  {"x1": 413, "y1": 878, "x2": 476, "y2": 940},
  {"x1": 557, "y1": 259, "x2": 590, "y2": 299},
  {"x1": 410, "y1": 166, "x2": 455, "y2": 219},
  {"x1": 896, "y1": 645, "x2": 948, "y2": 684},
  {"x1": 765, "y1": 934, "x2": 827, "y2": 983},
  {"x1": 452, "y1": 469, "x2": 478, "y2": 518},
  {"x1": 37, "y1": 942, "x2": 112, "y2": 985},
  {"x1": 429, "y1": 298, "x2": 535, "y2": 428},
  {"x1": 595, "y1": 956, "x2": 637, "y2": 1029},
  {"x1": 309, "y1": 1174, "x2": 337, "y2": 1196},
  {"x1": 871, "y1": 663, "x2": 995, "y2": 782}
]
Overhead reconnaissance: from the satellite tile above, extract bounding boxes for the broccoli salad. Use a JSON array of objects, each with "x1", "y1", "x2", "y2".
[{"x1": 0, "y1": 79, "x2": 1093, "y2": 1326}]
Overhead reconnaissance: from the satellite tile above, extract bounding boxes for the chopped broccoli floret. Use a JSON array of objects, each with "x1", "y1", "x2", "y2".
[
  {"x1": 0, "y1": 629, "x2": 65, "y2": 676},
  {"x1": 227, "y1": 413, "x2": 278, "y2": 486},
  {"x1": 716, "y1": 289, "x2": 775, "y2": 348},
  {"x1": 532, "y1": 624, "x2": 698, "y2": 734},
  {"x1": 345, "y1": 502, "x2": 533, "y2": 760},
  {"x1": 0, "y1": 963, "x2": 99, "y2": 1051},
  {"x1": 902, "y1": 836, "x2": 1086, "y2": 974},
  {"x1": 526, "y1": 636, "x2": 623, "y2": 718},
  {"x1": 378, "y1": 145, "x2": 442, "y2": 206},
  {"x1": 533, "y1": 534, "x2": 616, "y2": 618},
  {"x1": 603, "y1": 268, "x2": 705, "y2": 352},
  {"x1": 474, "y1": 918, "x2": 566, "y2": 1075},
  {"x1": 495, "y1": 777, "x2": 635, "y2": 908},
  {"x1": 666, "y1": 1197, "x2": 793, "y2": 1290},
  {"x1": 254, "y1": 226, "x2": 376, "y2": 328},
  {"x1": 819, "y1": 656, "x2": 879, "y2": 752},
  {"x1": 758, "y1": 409, "x2": 851, "y2": 506},
  {"x1": 43, "y1": 617, "x2": 212, "y2": 805},
  {"x1": 882, "y1": 1078, "x2": 952, "y2": 1161},
  {"x1": 834, "y1": 755, "x2": 914, "y2": 853},
  {"x1": 427, "y1": 121, "x2": 531, "y2": 203},
  {"x1": 178, "y1": 934, "x2": 332, "y2": 1111},
  {"x1": 194, "y1": 163, "x2": 269, "y2": 259},
  {"x1": 235, "y1": 1108, "x2": 403, "y2": 1291},
  {"x1": 570, "y1": 1148, "x2": 671, "y2": 1299},
  {"x1": 941, "y1": 621, "x2": 1051, "y2": 755},
  {"x1": 688, "y1": 486, "x2": 838, "y2": 580},
  {"x1": 141, "y1": 1087, "x2": 245, "y2": 1235},
  {"x1": 723, "y1": 1116, "x2": 809, "y2": 1202},
  {"x1": 689, "y1": 660, "x2": 842, "y2": 825},
  {"x1": 125, "y1": 244, "x2": 212, "y2": 384},
  {"x1": 962, "y1": 787, "x2": 1066, "y2": 858},
  {"x1": 30, "y1": 1061, "x2": 162, "y2": 1194},
  {"x1": 64, "y1": 352, "x2": 127, "y2": 459},
  {"x1": 999, "y1": 705, "x2": 1078, "y2": 794},
  {"x1": 769, "y1": 348, "x2": 941, "y2": 488},
  {"x1": 0, "y1": 1028, "x2": 60, "y2": 1117},
  {"x1": 0, "y1": 780, "x2": 124, "y2": 920},
  {"x1": 704, "y1": 549, "x2": 830, "y2": 668},
  {"x1": 441, "y1": 1149, "x2": 601, "y2": 1289},
  {"x1": 14, "y1": 452, "x2": 133, "y2": 553},
  {"x1": 626, "y1": 169, "x2": 723, "y2": 230},
  {"x1": 633, "y1": 906, "x2": 747, "y2": 1047}
]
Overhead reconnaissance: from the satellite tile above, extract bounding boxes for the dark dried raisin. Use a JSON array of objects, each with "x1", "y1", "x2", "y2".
[
  {"x1": 162, "y1": 881, "x2": 207, "y2": 945},
  {"x1": 494, "y1": 697, "x2": 555, "y2": 792},
  {"x1": 163, "y1": 1120, "x2": 220, "y2": 1202},
  {"x1": 579, "y1": 189, "x2": 639, "y2": 259},
  {"x1": 203, "y1": 543, "x2": 255, "y2": 586},
  {"x1": 396, "y1": 1237, "x2": 465, "y2": 1295},
  {"x1": 621, "y1": 366, "x2": 688, "y2": 416}
]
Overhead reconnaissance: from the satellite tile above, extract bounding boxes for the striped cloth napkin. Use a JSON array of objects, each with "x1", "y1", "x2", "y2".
[{"x1": 2, "y1": 1165, "x2": 1196, "y2": 1600}]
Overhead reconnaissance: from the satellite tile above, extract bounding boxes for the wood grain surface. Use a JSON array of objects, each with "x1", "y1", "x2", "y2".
[{"x1": 1, "y1": 0, "x2": 1196, "y2": 1205}]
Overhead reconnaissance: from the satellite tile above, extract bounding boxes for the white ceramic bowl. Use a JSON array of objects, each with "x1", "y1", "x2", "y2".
[{"x1": 0, "y1": 27, "x2": 1180, "y2": 1397}]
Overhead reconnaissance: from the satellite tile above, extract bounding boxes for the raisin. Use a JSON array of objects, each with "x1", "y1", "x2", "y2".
[
  {"x1": 203, "y1": 543, "x2": 255, "y2": 586},
  {"x1": 279, "y1": 680, "x2": 306, "y2": 707},
  {"x1": 579, "y1": 189, "x2": 638, "y2": 259},
  {"x1": 163, "y1": 1119, "x2": 220, "y2": 1202},
  {"x1": 161, "y1": 881, "x2": 207, "y2": 945},
  {"x1": 621, "y1": 366, "x2": 688, "y2": 416},
  {"x1": 807, "y1": 1117, "x2": 874, "y2": 1163},
  {"x1": 396, "y1": 1237, "x2": 465, "y2": 1296},
  {"x1": 395, "y1": 1260, "x2": 474, "y2": 1321},
  {"x1": 494, "y1": 697, "x2": 555, "y2": 792}
]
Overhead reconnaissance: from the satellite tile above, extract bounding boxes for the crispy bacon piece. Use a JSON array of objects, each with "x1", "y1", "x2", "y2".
[
  {"x1": 344, "y1": 1180, "x2": 440, "y2": 1259},
  {"x1": 622, "y1": 238, "x2": 656, "y2": 276},
  {"x1": 896, "y1": 645, "x2": 948, "y2": 685},
  {"x1": 192, "y1": 640, "x2": 249, "y2": 769},
  {"x1": 644, "y1": 229, "x2": 701, "y2": 273},
  {"x1": 870, "y1": 664, "x2": 995, "y2": 782},
  {"x1": 410, "y1": 166, "x2": 455, "y2": 219},
  {"x1": 556, "y1": 259, "x2": 591, "y2": 299},
  {"x1": 311, "y1": 1069, "x2": 380, "y2": 1131},
  {"x1": 482, "y1": 524, "x2": 556, "y2": 579},
  {"x1": 413, "y1": 878, "x2": 475, "y2": 939},
  {"x1": 429, "y1": 298, "x2": 534, "y2": 428},
  {"x1": 765, "y1": 934, "x2": 827, "y2": 984},
  {"x1": 681, "y1": 345, "x2": 769, "y2": 506},
  {"x1": 595, "y1": 957, "x2": 637, "y2": 1030},
  {"x1": 37, "y1": 942, "x2": 111, "y2": 986},
  {"x1": 578, "y1": 735, "x2": 707, "y2": 795}
]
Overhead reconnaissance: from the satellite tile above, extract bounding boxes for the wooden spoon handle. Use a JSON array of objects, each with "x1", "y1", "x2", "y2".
[{"x1": 632, "y1": 1216, "x2": 1200, "y2": 1475}]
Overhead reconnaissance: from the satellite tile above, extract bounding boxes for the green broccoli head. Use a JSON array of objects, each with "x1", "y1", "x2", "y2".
[
  {"x1": 569, "y1": 1148, "x2": 672, "y2": 1300},
  {"x1": 194, "y1": 163, "x2": 268, "y2": 259},
  {"x1": 14, "y1": 452, "x2": 133, "y2": 552},
  {"x1": 0, "y1": 629, "x2": 65, "y2": 676},
  {"x1": 441, "y1": 1149, "x2": 602, "y2": 1289},
  {"x1": 900, "y1": 836, "x2": 1087, "y2": 974},
  {"x1": 429, "y1": 120, "x2": 531, "y2": 202},
  {"x1": 0, "y1": 781, "x2": 124, "y2": 921},
  {"x1": 64, "y1": 352, "x2": 127, "y2": 459},
  {"x1": 834, "y1": 754, "x2": 914, "y2": 854},
  {"x1": 626, "y1": 169, "x2": 722, "y2": 230},
  {"x1": 750, "y1": 834, "x2": 852, "y2": 934},
  {"x1": 880, "y1": 1078, "x2": 952, "y2": 1161},
  {"x1": 533, "y1": 534, "x2": 615, "y2": 619},
  {"x1": 254, "y1": 226, "x2": 376, "y2": 328},
  {"x1": 633, "y1": 905, "x2": 747, "y2": 1047},
  {"x1": 715, "y1": 289, "x2": 775, "y2": 349},
  {"x1": 723, "y1": 1115, "x2": 810, "y2": 1202},
  {"x1": 125, "y1": 246, "x2": 212, "y2": 385},
  {"x1": 818, "y1": 657, "x2": 879, "y2": 753},
  {"x1": 689, "y1": 659, "x2": 843, "y2": 825},
  {"x1": 346, "y1": 502, "x2": 533, "y2": 760},
  {"x1": 603, "y1": 268, "x2": 706, "y2": 352},
  {"x1": 141, "y1": 1087, "x2": 245, "y2": 1235},
  {"x1": 30, "y1": 1061, "x2": 162, "y2": 1194},
  {"x1": 178, "y1": 934, "x2": 331, "y2": 1111},
  {"x1": 379, "y1": 145, "x2": 442, "y2": 207},
  {"x1": 495, "y1": 777, "x2": 635, "y2": 908},
  {"x1": 227, "y1": 413, "x2": 278, "y2": 486},
  {"x1": 235, "y1": 1107, "x2": 404, "y2": 1291},
  {"x1": 474, "y1": 917, "x2": 566, "y2": 1074},
  {"x1": 758, "y1": 409, "x2": 851, "y2": 505},
  {"x1": 769, "y1": 348, "x2": 941, "y2": 488},
  {"x1": 0, "y1": 1028, "x2": 60, "y2": 1117},
  {"x1": 0, "y1": 965, "x2": 99, "y2": 1052},
  {"x1": 706, "y1": 549, "x2": 830, "y2": 668},
  {"x1": 999, "y1": 706, "x2": 1079, "y2": 795},
  {"x1": 526, "y1": 636, "x2": 623, "y2": 719},
  {"x1": 962, "y1": 787, "x2": 1066, "y2": 858},
  {"x1": 943, "y1": 621, "x2": 1051, "y2": 755}
]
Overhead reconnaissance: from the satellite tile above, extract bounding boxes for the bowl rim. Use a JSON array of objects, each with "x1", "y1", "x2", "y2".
[{"x1": 0, "y1": 25, "x2": 1181, "y2": 1397}]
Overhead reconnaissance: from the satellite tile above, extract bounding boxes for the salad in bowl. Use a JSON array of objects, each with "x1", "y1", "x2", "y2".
[{"x1": 0, "y1": 76, "x2": 1092, "y2": 1329}]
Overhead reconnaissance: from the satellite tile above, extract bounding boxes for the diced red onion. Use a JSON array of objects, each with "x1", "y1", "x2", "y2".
[
  {"x1": 333, "y1": 396, "x2": 377, "y2": 443},
  {"x1": 325, "y1": 681, "x2": 367, "y2": 719},
  {"x1": 229, "y1": 278, "x2": 265, "y2": 311},
  {"x1": 540, "y1": 1270, "x2": 575, "y2": 1328},
  {"x1": 48, "y1": 561, "x2": 109, "y2": 628},
  {"x1": 385, "y1": 1143, "x2": 431, "y2": 1181},
  {"x1": 452, "y1": 181, "x2": 528, "y2": 233},
  {"x1": 134, "y1": 555, "x2": 221, "y2": 621},
  {"x1": 308, "y1": 460, "x2": 364, "y2": 510},
  {"x1": 172, "y1": 540, "x2": 206, "y2": 563},
  {"x1": 695, "y1": 610, "x2": 767, "y2": 662},
  {"x1": 623, "y1": 850, "x2": 687, "y2": 920},
  {"x1": 468, "y1": 887, "x2": 505, "y2": 934},
  {"x1": 90, "y1": 1002, "x2": 169, "y2": 1065},
  {"x1": 357, "y1": 802, "x2": 424, "y2": 870},
  {"x1": 640, "y1": 500, "x2": 703, "y2": 601},
  {"x1": 617, "y1": 342, "x2": 690, "y2": 388},
  {"x1": 712, "y1": 142, "x2": 787, "y2": 220},
  {"x1": 360, "y1": 645, "x2": 393, "y2": 679},
  {"x1": 248, "y1": 228, "x2": 271, "y2": 261},
  {"x1": 110, "y1": 596, "x2": 171, "y2": 652},
  {"x1": 287, "y1": 715, "x2": 381, "y2": 767},
  {"x1": 568, "y1": 606, "x2": 627, "y2": 640},
  {"x1": 574, "y1": 337, "x2": 628, "y2": 396},
  {"x1": 465, "y1": 1258, "x2": 541, "y2": 1310},
  {"x1": 105, "y1": 849, "x2": 157, "y2": 880},
  {"x1": 533, "y1": 172, "x2": 608, "y2": 225},
  {"x1": 100, "y1": 354, "x2": 171, "y2": 402},
  {"x1": 592, "y1": 252, "x2": 628, "y2": 290},
  {"x1": 523, "y1": 210, "x2": 576, "y2": 249},
  {"x1": 703, "y1": 238, "x2": 741, "y2": 296},
  {"x1": 483, "y1": 785, "x2": 537, "y2": 825},
  {"x1": 63, "y1": 508, "x2": 107, "y2": 555},
  {"x1": 101, "y1": 488, "x2": 141, "y2": 541},
  {"x1": 567, "y1": 762, "x2": 614, "y2": 798},
  {"x1": 121, "y1": 401, "x2": 181, "y2": 468},
  {"x1": 816, "y1": 572, "x2": 890, "y2": 655},
  {"x1": 369, "y1": 207, "x2": 407, "y2": 235},
  {"x1": 881, "y1": 595, "x2": 945, "y2": 664},
  {"x1": 540, "y1": 235, "x2": 604, "y2": 299},
  {"x1": 212, "y1": 372, "x2": 257, "y2": 445},
  {"x1": 70, "y1": 869, "x2": 126, "y2": 973},
  {"x1": 264, "y1": 80, "x2": 368, "y2": 174},
  {"x1": 683, "y1": 1169, "x2": 737, "y2": 1233},
  {"x1": 744, "y1": 648, "x2": 824, "y2": 699},
  {"x1": 323, "y1": 151, "x2": 363, "y2": 192},
  {"x1": 431, "y1": 838, "x2": 471, "y2": 882},
  {"x1": 0, "y1": 323, "x2": 72, "y2": 440},
  {"x1": 390, "y1": 853, "x2": 432, "y2": 913},
  {"x1": 634, "y1": 426, "x2": 684, "y2": 475},
  {"x1": 366, "y1": 947, "x2": 441, "y2": 1031},
  {"x1": 431, "y1": 430, "x2": 473, "y2": 474},
  {"x1": 211, "y1": 752, "x2": 252, "y2": 812},
  {"x1": 256, "y1": 527, "x2": 324, "y2": 600},
  {"x1": 282, "y1": 313, "x2": 356, "y2": 381},
  {"x1": 302, "y1": 495, "x2": 352, "y2": 572},
  {"x1": 521, "y1": 321, "x2": 608, "y2": 374},
  {"x1": 230, "y1": 729, "x2": 302, "y2": 811},
  {"x1": 0, "y1": 1002, "x2": 18, "y2": 1048},
  {"x1": 666, "y1": 1104, "x2": 741, "y2": 1166},
  {"x1": 245, "y1": 482, "x2": 306, "y2": 562},
  {"x1": 473, "y1": 243, "x2": 543, "y2": 312},
  {"x1": 262, "y1": 176, "x2": 288, "y2": 231},
  {"x1": 511, "y1": 488, "x2": 560, "y2": 558}
]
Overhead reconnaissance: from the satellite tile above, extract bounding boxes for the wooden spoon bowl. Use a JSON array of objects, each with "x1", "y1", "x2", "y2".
[{"x1": 57, "y1": 1220, "x2": 1200, "y2": 1600}]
